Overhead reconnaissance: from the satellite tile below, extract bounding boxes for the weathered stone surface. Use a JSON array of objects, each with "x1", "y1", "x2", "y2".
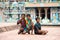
[
  {"x1": 0, "y1": 25, "x2": 60, "y2": 33},
  {"x1": 0, "y1": 27, "x2": 60, "y2": 40},
  {"x1": 6, "y1": 26, "x2": 10, "y2": 31},
  {"x1": 1, "y1": 27, "x2": 7, "y2": 32},
  {"x1": 0, "y1": 25, "x2": 20, "y2": 33},
  {"x1": 0, "y1": 28, "x2": 3, "y2": 33}
]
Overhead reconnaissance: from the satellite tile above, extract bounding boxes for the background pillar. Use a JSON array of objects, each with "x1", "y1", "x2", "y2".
[{"x1": 44, "y1": 8, "x2": 48, "y2": 18}]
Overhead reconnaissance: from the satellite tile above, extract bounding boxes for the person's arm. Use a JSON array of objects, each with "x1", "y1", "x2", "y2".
[
  {"x1": 17, "y1": 20, "x2": 19, "y2": 25},
  {"x1": 39, "y1": 23, "x2": 41, "y2": 30},
  {"x1": 17, "y1": 20, "x2": 22, "y2": 28},
  {"x1": 30, "y1": 19, "x2": 34, "y2": 34},
  {"x1": 35, "y1": 24, "x2": 40, "y2": 32},
  {"x1": 35, "y1": 26, "x2": 39, "y2": 30},
  {"x1": 31, "y1": 19, "x2": 34, "y2": 29},
  {"x1": 17, "y1": 20, "x2": 21, "y2": 25}
]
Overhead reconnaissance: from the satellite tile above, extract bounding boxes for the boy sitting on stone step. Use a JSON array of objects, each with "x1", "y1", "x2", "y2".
[{"x1": 34, "y1": 17, "x2": 48, "y2": 35}]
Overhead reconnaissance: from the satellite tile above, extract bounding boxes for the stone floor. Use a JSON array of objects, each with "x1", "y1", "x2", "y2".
[{"x1": 0, "y1": 27, "x2": 60, "y2": 40}]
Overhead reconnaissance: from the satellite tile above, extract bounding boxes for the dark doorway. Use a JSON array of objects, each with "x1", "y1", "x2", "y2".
[
  {"x1": 47, "y1": 8, "x2": 50, "y2": 19},
  {"x1": 35, "y1": 8, "x2": 39, "y2": 17},
  {"x1": 40, "y1": 8, "x2": 45, "y2": 19}
]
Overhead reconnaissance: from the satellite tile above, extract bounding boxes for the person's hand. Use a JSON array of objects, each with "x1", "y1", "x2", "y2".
[{"x1": 20, "y1": 28, "x2": 24, "y2": 30}]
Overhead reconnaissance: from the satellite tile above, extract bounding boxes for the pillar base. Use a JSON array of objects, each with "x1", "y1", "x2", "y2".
[{"x1": 41, "y1": 17, "x2": 50, "y2": 24}]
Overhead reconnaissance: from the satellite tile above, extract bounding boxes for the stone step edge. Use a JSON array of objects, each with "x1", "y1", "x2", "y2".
[{"x1": 0, "y1": 25, "x2": 20, "y2": 33}]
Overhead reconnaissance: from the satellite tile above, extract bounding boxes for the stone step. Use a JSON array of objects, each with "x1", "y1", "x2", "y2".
[{"x1": 0, "y1": 25, "x2": 20, "y2": 33}]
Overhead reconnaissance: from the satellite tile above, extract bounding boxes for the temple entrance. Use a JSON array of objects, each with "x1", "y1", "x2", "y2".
[
  {"x1": 35, "y1": 8, "x2": 45, "y2": 19},
  {"x1": 35, "y1": 7, "x2": 50, "y2": 20},
  {"x1": 40, "y1": 8, "x2": 50, "y2": 20}
]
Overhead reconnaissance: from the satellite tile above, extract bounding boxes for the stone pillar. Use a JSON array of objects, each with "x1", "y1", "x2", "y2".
[
  {"x1": 38, "y1": 8, "x2": 41, "y2": 18},
  {"x1": 1, "y1": 0, "x2": 2, "y2": 2},
  {"x1": 44, "y1": 8, "x2": 48, "y2": 18},
  {"x1": 14, "y1": 0, "x2": 16, "y2": 1},
  {"x1": 4, "y1": 0, "x2": 8, "y2": 2},
  {"x1": 38, "y1": 8, "x2": 42, "y2": 22},
  {"x1": 34, "y1": 0, "x2": 36, "y2": 3},
  {"x1": 50, "y1": 0, "x2": 52, "y2": 2},
  {"x1": 41, "y1": 0, "x2": 44, "y2": 2},
  {"x1": 50, "y1": 8, "x2": 52, "y2": 21},
  {"x1": 30, "y1": 9, "x2": 35, "y2": 19}
]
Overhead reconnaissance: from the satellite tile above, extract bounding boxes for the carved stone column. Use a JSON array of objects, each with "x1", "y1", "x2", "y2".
[
  {"x1": 38, "y1": 8, "x2": 41, "y2": 18},
  {"x1": 44, "y1": 8, "x2": 48, "y2": 18}
]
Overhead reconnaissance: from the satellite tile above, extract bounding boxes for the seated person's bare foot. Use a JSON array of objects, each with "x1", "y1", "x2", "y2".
[
  {"x1": 22, "y1": 31, "x2": 26, "y2": 34},
  {"x1": 18, "y1": 32, "x2": 21, "y2": 34},
  {"x1": 42, "y1": 30, "x2": 48, "y2": 35}
]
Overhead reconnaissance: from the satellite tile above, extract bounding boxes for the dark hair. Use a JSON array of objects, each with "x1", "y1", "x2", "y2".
[
  {"x1": 21, "y1": 14, "x2": 25, "y2": 16},
  {"x1": 35, "y1": 17, "x2": 40, "y2": 21},
  {"x1": 27, "y1": 14, "x2": 31, "y2": 17}
]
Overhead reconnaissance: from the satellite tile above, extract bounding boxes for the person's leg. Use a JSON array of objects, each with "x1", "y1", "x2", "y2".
[
  {"x1": 30, "y1": 26, "x2": 34, "y2": 35},
  {"x1": 27, "y1": 25, "x2": 34, "y2": 34},
  {"x1": 42, "y1": 30, "x2": 48, "y2": 35},
  {"x1": 22, "y1": 27, "x2": 27, "y2": 34},
  {"x1": 18, "y1": 27, "x2": 24, "y2": 34},
  {"x1": 38, "y1": 30, "x2": 48, "y2": 35},
  {"x1": 27, "y1": 27, "x2": 30, "y2": 34},
  {"x1": 27, "y1": 26, "x2": 33, "y2": 34}
]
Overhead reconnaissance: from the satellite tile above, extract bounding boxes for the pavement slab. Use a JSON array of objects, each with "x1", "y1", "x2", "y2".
[{"x1": 0, "y1": 27, "x2": 60, "y2": 40}]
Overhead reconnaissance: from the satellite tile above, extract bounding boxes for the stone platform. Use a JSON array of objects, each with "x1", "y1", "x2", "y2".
[
  {"x1": 0, "y1": 23, "x2": 60, "y2": 33},
  {"x1": 0, "y1": 23, "x2": 20, "y2": 33},
  {"x1": 0, "y1": 27, "x2": 60, "y2": 40}
]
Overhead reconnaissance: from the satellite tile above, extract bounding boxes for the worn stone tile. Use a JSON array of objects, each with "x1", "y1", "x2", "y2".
[{"x1": 0, "y1": 27, "x2": 60, "y2": 40}]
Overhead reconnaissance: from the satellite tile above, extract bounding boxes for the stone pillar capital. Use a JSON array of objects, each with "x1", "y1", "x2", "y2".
[
  {"x1": 44, "y1": 8, "x2": 48, "y2": 10},
  {"x1": 38, "y1": 8, "x2": 41, "y2": 10}
]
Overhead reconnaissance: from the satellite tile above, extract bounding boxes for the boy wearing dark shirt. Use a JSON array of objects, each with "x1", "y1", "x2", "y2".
[{"x1": 34, "y1": 17, "x2": 48, "y2": 35}]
